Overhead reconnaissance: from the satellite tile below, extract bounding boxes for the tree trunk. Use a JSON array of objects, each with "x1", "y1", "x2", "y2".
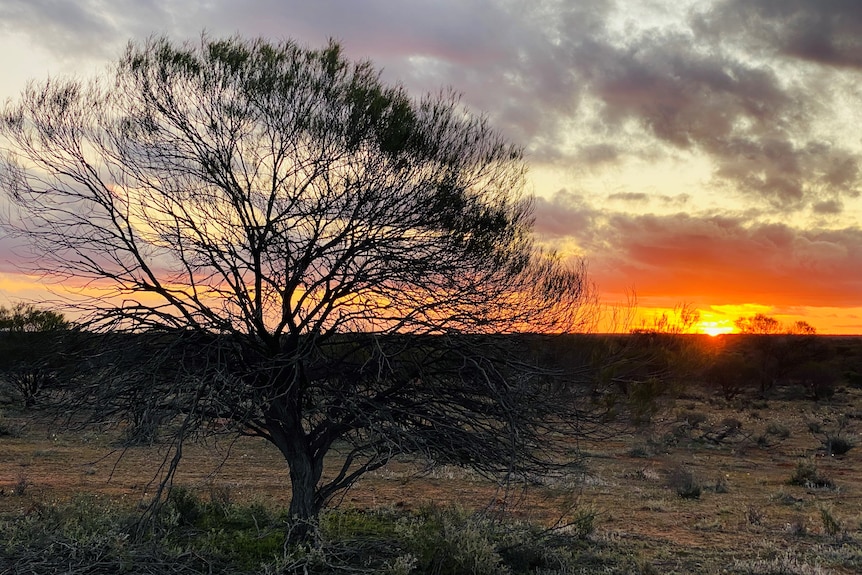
[
  {"x1": 287, "y1": 452, "x2": 319, "y2": 521},
  {"x1": 267, "y1": 407, "x2": 324, "y2": 541}
]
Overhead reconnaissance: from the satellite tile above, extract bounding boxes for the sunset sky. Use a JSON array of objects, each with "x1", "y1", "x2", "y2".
[{"x1": 1, "y1": 0, "x2": 861, "y2": 334}]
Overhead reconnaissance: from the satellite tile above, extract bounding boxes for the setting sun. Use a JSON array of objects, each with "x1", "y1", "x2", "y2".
[{"x1": 699, "y1": 322, "x2": 734, "y2": 337}]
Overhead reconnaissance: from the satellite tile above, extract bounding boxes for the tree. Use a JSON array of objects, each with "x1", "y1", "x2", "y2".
[
  {"x1": 0, "y1": 304, "x2": 70, "y2": 407},
  {"x1": 732, "y1": 314, "x2": 821, "y2": 395},
  {"x1": 0, "y1": 303, "x2": 69, "y2": 332},
  {"x1": 0, "y1": 36, "x2": 595, "y2": 525},
  {"x1": 789, "y1": 320, "x2": 816, "y2": 335},
  {"x1": 633, "y1": 302, "x2": 701, "y2": 336},
  {"x1": 733, "y1": 313, "x2": 817, "y2": 336},
  {"x1": 734, "y1": 313, "x2": 783, "y2": 335}
]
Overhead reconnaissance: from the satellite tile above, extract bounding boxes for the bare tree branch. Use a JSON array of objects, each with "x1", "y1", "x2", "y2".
[{"x1": 1, "y1": 35, "x2": 601, "y2": 529}]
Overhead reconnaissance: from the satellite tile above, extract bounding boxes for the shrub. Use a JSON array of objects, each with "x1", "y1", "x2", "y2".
[
  {"x1": 667, "y1": 466, "x2": 702, "y2": 499},
  {"x1": 823, "y1": 435, "x2": 854, "y2": 457},
  {"x1": 404, "y1": 507, "x2": 506, "y2": 575},
  {"x1": 683, "y1": 411, "x2": 708, "y2": 428},
  {"x1": 846, "y1": 370, "x2": 862, "y2": 388},
  {"x1": 770, "y1": 490, "x2": 804, "y2": 507},
  {"x1": 765, "y1": 422, "x2": 791, "y2": 439},
  {"x1": 627, "y1": 444, "x2": 651, "y2": 458},
  {"x1": 0, "y1": 411, "x2": 24, "y2": 437},
  {"x1": 627, "y1": 377, "x2": 669, "y2": 425},
  {"x1": 713, "y1": 475, "x2": 729, "y2": 494},
  {"x1": 705, "y1": 351, "x2": 766, "y2": 400},
  {"x1": 566, "y1": 507, "x2": 598, "y2": 540},
  {"x1": 12, "y1": 472, "x2": 29, "y2": 496},
  {"x1": 733, "y1": 550, "x2": 830, "y2": 574},
  {"x1": 787, "y1": 462, "x2": 834, "y2": 489},
  {"x1": 786, "y1": 516, "x2": 808, "y2": 537},
  {"x1": 745, "y1": 505, "x2": 765, "y2": 526},
  {"x1": 809, "y1": 416, "x2": 855, "y2": 457},
  {"x1": 720, "y1": 417, "x2": 742, "y2": 430},
  {"x1": 819, "y1": 506, "x2": 842, "y2": 537},
  {"x1": 794, "y1": 362, "x2": 839, "y2": 400},
  {"x1": 7, "y1": 366, "x2": 57, "y2": 409},
  {"x1": 165, "y1": 486, "x2": 203, "y2": 527},
  {"x1": 0, "y1": 495, "x2": 619, "y2": 574}
]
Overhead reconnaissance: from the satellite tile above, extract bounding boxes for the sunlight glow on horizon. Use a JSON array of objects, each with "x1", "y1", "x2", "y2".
[{"x1": 699, "y1": 321, "x2": 735, "y2": 337}]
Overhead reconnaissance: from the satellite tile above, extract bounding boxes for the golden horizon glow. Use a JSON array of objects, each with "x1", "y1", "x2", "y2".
[
  {"x1": 3, "y1": 271, "x2": 862, "y2": 335},
  {"x1": 699, "y1": 322, "x2": 735, "y2": 337}
]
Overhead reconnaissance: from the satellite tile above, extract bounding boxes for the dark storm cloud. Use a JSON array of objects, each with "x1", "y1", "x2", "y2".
[
  {"x1": 701, "y1": 0, "x2": 862, "y2": 70},
  {"x1": 0, "y1": 0, "x2": 608, "y2": 156},
  {"x1": 570, "y1": 24, "x2": 862, "y2": 209},
  {"x1": 2, "y1": 0, "x2": 861, "y2": 214}
]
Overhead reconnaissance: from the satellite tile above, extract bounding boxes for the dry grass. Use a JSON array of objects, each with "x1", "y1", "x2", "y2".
[{"x1": 2, "y1": 386, "x2": 861, "y2": 573}]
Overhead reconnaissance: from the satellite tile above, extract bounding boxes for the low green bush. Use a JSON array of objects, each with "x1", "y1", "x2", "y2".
[
  {"x1": 0, "y1": 493, "x2": 614, "y2": 574},
  {"x1": 787, "y1": 461, "x2": 834, "y2": 490}
]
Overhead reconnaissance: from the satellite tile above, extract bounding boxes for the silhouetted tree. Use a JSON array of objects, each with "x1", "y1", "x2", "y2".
[
  {"x1": 0, "y1": 304, "x2": 70, "y2": 407},
  {"x1": 0, "y1": 36, "x2": 598, "y2": 526},
  {"x1": 734, "y1": 313, "x2": 783, "y2": 335},
  {"x1": 0, "y1": 303, "x2": 69, "y2": 332},
  {"x1": 703, "y1": 352, "x2": 758, "y2": 400},
  {"x1": 789, "y1": 321, "x2": 817, "y2": 335},
  {"x1": 732, "y1": 314, "x2": 822, "y2": 395}
]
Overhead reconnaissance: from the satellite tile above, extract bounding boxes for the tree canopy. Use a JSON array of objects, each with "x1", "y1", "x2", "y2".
[
  {"x1": 0, "y1": 36, "x2": 595, "y2": 524},
  {"x1": 0, "y1": 303, "x2": 69, "y2": 332}
]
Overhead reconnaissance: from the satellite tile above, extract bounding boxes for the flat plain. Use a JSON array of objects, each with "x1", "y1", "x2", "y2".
[{"x1": 2, "y1": 379, "x2": 860, "y2": 574}]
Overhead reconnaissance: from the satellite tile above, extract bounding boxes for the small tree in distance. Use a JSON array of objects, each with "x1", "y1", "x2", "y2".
[
  {"x1": 0, "y1": 303, "x2": 70, "y2": 407},
  {"x1": 733, "y1": 313, "x2": 820, "y2": 395},
  {"x1": 0, "y1": 36, "x2": 597, "y2": 526},
  {"x1": 0, "y1": 303, "x2": 69, "y2": 332},
  {"x1": 734, "y1": 313, "x2": 817, "y2": 336}
]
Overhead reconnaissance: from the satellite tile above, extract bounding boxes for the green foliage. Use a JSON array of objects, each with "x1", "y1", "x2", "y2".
[
  {"x1": 402, "y1": 507, "x2": 505, "y2": 575},
  {"x1": 318, "y1": 507, "x2": 400, "y2": 540},
  {"x1": 399, "y1": 505, "x2": 595, "y2": 575},
  {"x1": 0, "y1": 495, "x2": 611, "y2": 574},
  {"x1": 627, "y1": 377, "x2": 669, "y2": 424},
  {"x1": 1, "y1": 33, "x2": 592, "y2": 521},
  {"x1": 2, "y1": 495, "x2": 136, "y2": 569},
  {"x1": 161, "y1": 487, "x2": 286, "y2": 569},
  {"x1": 787, "y1": 461, "x2": 834, "y2": 489}
]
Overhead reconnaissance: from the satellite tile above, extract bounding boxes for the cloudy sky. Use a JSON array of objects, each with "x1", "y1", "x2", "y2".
[{"x1": 1, "y1": 0, "x2": 861, "y2": 333}]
